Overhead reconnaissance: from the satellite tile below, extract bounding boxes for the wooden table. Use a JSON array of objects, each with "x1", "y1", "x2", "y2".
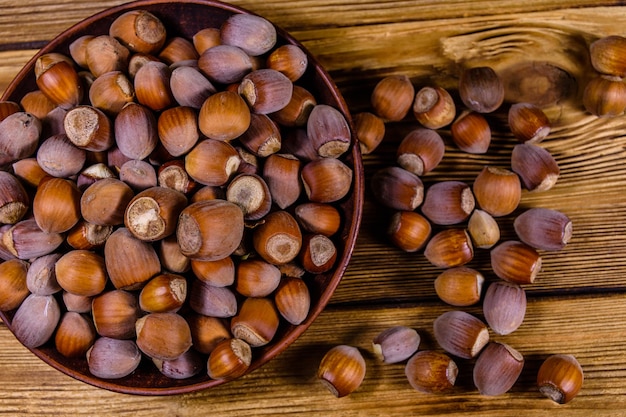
[{"x1": 1, "y1": 0, "x2": 626, "y2": 415}]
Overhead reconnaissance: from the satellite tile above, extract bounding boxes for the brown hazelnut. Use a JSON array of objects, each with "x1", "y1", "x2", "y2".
[
  {"x1": 459, "y1": 66, "x2": 504, "y2": 113},
  {"x1": 413, "y1": 85, "x2": 456, "y2": 129},
  {"x1": 371, "y1": 74, "x2": 415, "y2": 121}
]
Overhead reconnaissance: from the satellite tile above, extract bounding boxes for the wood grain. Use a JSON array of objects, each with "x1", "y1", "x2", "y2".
[
  {"x1": 1, "y1": 1, "x2": 626, "y2": 415},
  {"x1": 1, "y1": 294, "x2": 625, "y2": 416}
]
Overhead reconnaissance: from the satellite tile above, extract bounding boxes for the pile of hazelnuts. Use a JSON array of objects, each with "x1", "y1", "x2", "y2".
[
  {"x1": 317, "y1": 33, "x2": 626, "y2": 403},
  {"x1": 0, "y1": 8, "x2": 358, "y2": 385}
]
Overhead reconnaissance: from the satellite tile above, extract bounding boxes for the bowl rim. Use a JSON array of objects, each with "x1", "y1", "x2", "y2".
[{"x1": 0, "y1": 0, "x2": 364, "y2": 395}]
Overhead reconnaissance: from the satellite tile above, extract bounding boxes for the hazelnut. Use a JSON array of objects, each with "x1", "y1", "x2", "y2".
[
  {"x1": 405, "y1": 350, "x2": 458, "y2": 394},
  {"x1": 81, "y1": 178, "x2": 134, "y2": 226},
  {"x1": 158, "y1": 36, "x2": 199, "y2": 64},
  {"x1": 424, "y1": 228, "x2": 474, "y2": 268},
  {"x1": 482, "y1": 281, "x2": 527, "y2": 335},
  {"x1": 235, "y1": 259, "x2": 281, "y2": 298},
  {"x1": 0, "y1": 258, "x2": 30, "y2": 311},
  {"x1": 133, "y1": 61, "x2": 175, "y2": 111},
  {"x1": 19, "y1": 90, "x2": 55, "y2": 120},
  {"x1": 371, "y1": 74, "x2": 415, "y2": 121},
  {"x1": 185, "y1": 139, "x2": 241, "y2": 186},
  {"x1": 298, "y1": 233, "x2": 337, "y2": 274},
  {"x1": 220, "y1": 13, "x2": 277, "y2": 57},
  {"x1": 153, "y1": 349, "x2": 204, "y2": 380},
  {"x1": 32, "y1": 177, "x2": 81, "y2": 233},
  {"x1": 157, "y1": 106, "x2": 200, "y2": 157},
  {"x1": 412, "y1": 85, "x2": 456, "y2": 129},
  {"x1": 238, "y1": 113, "x2": 281, "y2": 157},
  {"x1": 433, "y1": 310, "x2": 489, "y2": 359},
  {"x1": 238, "y1": 69, "x2": 294, "y2": 114},
  {"x1": 230, "y1": 297, "x2": 280, "y2": 347},
  {"x1": 274, "y1": 276, "x2": 310, "y2": 325},
  {"x1": 192, "y1": 27, "x2": 221, "y2": 55},
  {"x1": 86, "y1": 337, "x2": 141, "y2": 379},
  {"x1": 55, "y1": 250, "x2": 107, "y2": 297},
  {"x1": 372, "y1": 326, "x2": 420, "y2": 364},
  {"x1": 104, "y1": 227, "x2": 161, "y2": 290},
  {"x1": 267, "y1": 44, "x2": 308, "y2": 82},
  {"x1": 176, "y1": 200, "x2": 245, "y2": 261},
  {"x1": 11, "y1": 293, "x2": 61, "y2": 348},
  {"x1": 472, "y1": 166, "x2": 521, "y2": 217},
  {"x1": 537, "y1": 354, "x2": 584, "y2": 404},
  {"x1": 0, "y1": 101, "x2": 20, "y2": 122},
  {"x1": 139, "y1": 273, "x2": 187, "y2": 313},
  {"x1": 119, "y1": 159, "x2": 158, "y2": 192},
  {"x1": 207, "y1": 338, "x2": 252, "y2": 380},
  {"x1": 157, "y1": 234, "x2": 190, "y2": 274},
  {"x1": 26, "y1": 253, "x2": 63, "y2": 296},
  {"x1": 198, "y1": 44, "x2": 254, "y2": 84},
  {"x1": 294, "y1": 202, "x2": 342, "y2": 237},
  {"x1": 508, "y1": 102, "x2": 551, "y2": 143},
  {"x1": 301, "y1": 157, "x2": 353, "y2": 203},
  {"x1": 396, "y1": 128, "x2": 445, "y2": 175},
  {"x1": 135, "y1": 312, "x2": 192, "y2": 360},
  {"x1": 459, "y1": 66, "x2": 504, "y2": 113},
  {"x1": 114, "y1": 102, "x2": 158, "y2": 160},
  {"x1": 158, "y1": 159, "x2": 199, "y2": 194},
  {"x1": 451, "y1": 110, "x2": 491, "y2": 154},
  {"x1": 124, "y1": 186, "x2": 188, "y2": 242},
  {"x1": 434, "y1": 266, "x2": 484, "y2": 307},
  {"x1": 37, "y1": 134, "x2": 86, "y2": 178},
  {"x1": 64, "y1": 105, "x2": 114, "y2": 152},
  {"x1": 589, "y1": 35, "x2": 626, "y2": 77},
  {"x1": 54, "y1": 311, "x2": 96, "y2": 358},
  {"x1": 353, "y1": 111, "x2": 385, "y2": 155},
  {"x1": 12, "y1": 158, "x2": 48, "y2": 188},
  {"x1": 317, "y1": 345, "x2": 366, "y2": 397},
  {"x1": 3, "y1": 218, "x2": 64, "y2": 260},
  {"x1": 170, "y1": 65, "x2": 216, "y2": 109},
  {"x1": 0, "y1": 171, "x2": 29, "y2": 225},
  {"x1": 191, "y1": 256, "x2": 235, "y2": 287},
  {"x1": 513, "y1": 207, "x2": 572, "y2": 251},
  {"x1": 490, "y1": 240, "x2": 542, "y2": 285},
  {"x1": 0, "y1": 112, "x2": 42, "y2": 163},
  {"x1": 91, "y1": 289, "x2": 140, "y2": 339},
  {"x1": 511, "y1": 143, "x2": 560, "y2": 192},
  {"x1": 387, "y1": 211, "x2": 432, "y2": 252},
  {"x1": 473, "y1": 342, "x2": 524, "y2": 396},
  {"x1": 189, "y1": 279, "x2": 237, "y2": 318},
  {"x1": 66, "y1": 220, "x2": 113, "y2": 251},
  {"x1": 109, "y1": 10, "x2": 167, "y2": 55},
  {"x1": 263, "y1": 153, "x2": 302, "y2": 210},
  {"x1": 34, "y1": 55, "x2": 83, "y2": 109},
  {"x1": 85, "y1": 35, "x2": 130, "y2": 77},
  {"x1": 421, "y1": 180, "x2": 475, "y2": 225},
  {"x1": 306, "y1": 104, "x2": 351, "y2": 158},
  {"x1": 582, "y1": 75, "x2": 626, "y2": 117},
  {"x1": 467, "y1": 209, "x2": 500, "y2": 249},
  {"x1": 62, "y1": 291, "x2": 93, "y2": 314},
  {"x1": 186, "y1": 313, "x2": 231, "y2": 355},
  {"x1": 371, "y1": 166, "x2": 423, "y2": 211},
  {"x1": 89, "y1": 71, "x2": 135, "y2": 115},
  {"x1": 252, "y1": 210, "x2": 302, "y2": 265},
  {"x1": 198, "y1": 91, "x2": 251, "y2": 141},
  {"x1": 270, "y1": 85, "x2": 316, "y2": 127}
]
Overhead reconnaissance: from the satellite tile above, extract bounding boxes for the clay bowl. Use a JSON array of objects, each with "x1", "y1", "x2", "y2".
[{"x1": 0, "y1": 0, "x2": 363, "y2": 395}]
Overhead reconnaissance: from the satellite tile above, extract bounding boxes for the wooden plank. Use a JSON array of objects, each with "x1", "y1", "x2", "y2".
[
  {"x1": 0, "y1": 293, "x2": 623, "y2": 416},
  {"x1": 0, "y1": 1, "x2": 621, "y2": 45}
]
